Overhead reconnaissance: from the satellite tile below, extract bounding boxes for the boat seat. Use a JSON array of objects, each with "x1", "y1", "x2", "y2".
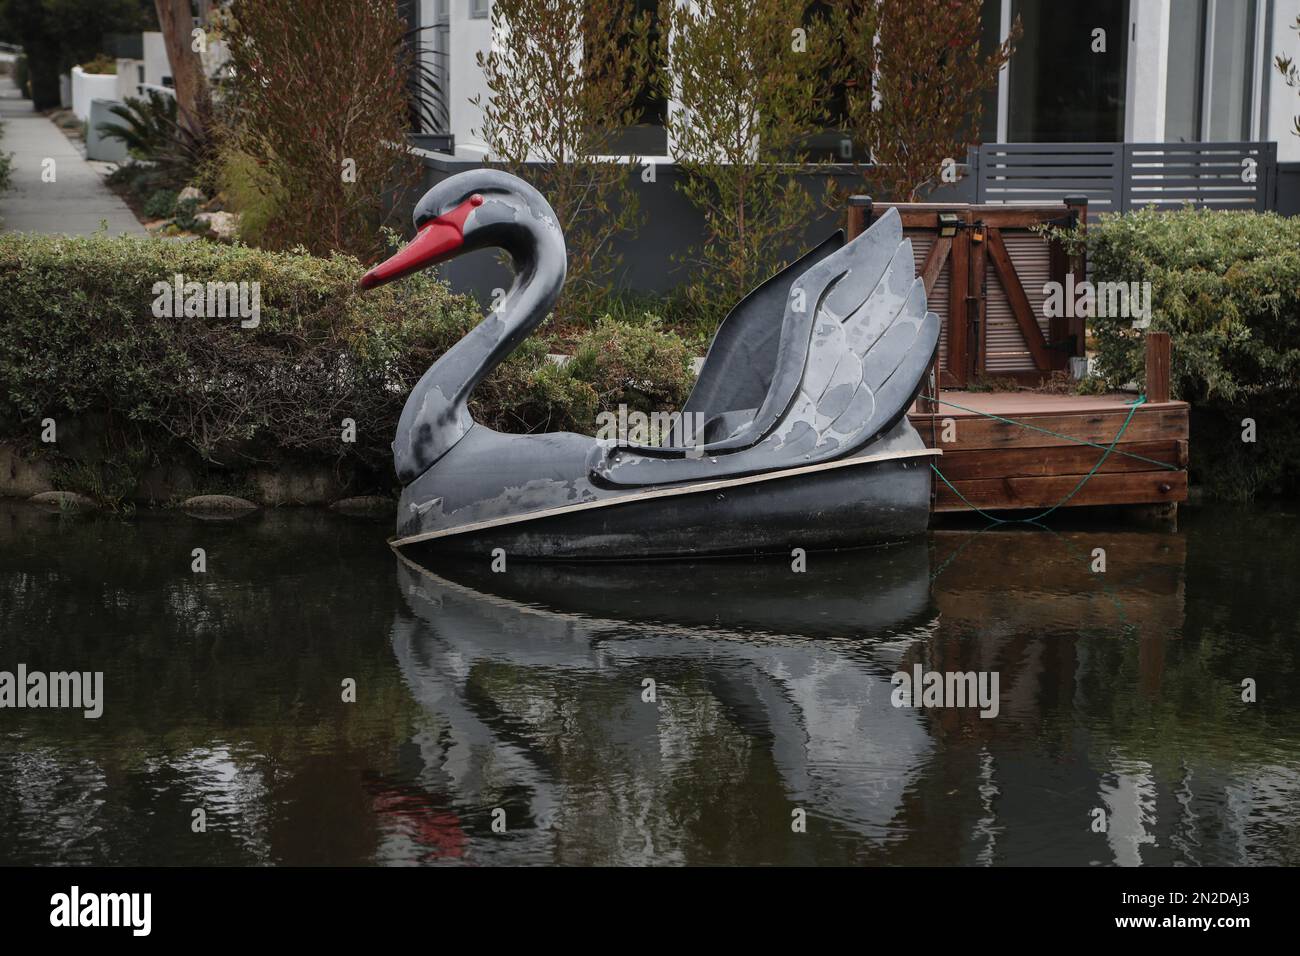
[
  {"x1": 586, "y1": 207, "x2": 940, "y2": 489},
  {"x1": 664, "y1": 408, "x2": 756, "y2": 447},
  {"x1": 598, "y1": 233, "x2": 846, "y2": 467}
]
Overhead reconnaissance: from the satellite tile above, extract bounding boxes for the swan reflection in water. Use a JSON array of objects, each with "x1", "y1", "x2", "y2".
[{"x1": 387, "y1": 541, "x2": 938, "y2": 864}]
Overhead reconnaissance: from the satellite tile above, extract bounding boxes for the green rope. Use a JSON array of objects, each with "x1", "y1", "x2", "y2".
[
  {"x1": 919, "y1": 392, "x2": 1180, "y2": 471},
  {"x1": 928, "y1": 394, "x2": 1149, "y2": 524}
]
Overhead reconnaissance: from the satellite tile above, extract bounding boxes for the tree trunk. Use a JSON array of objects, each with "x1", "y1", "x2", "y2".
[
  {"x1": 23, "y1": 39, "x2": 61, "y2": 110},
  {"x1": 154, "y1": 0, "x2": 210, "y2": 137}
]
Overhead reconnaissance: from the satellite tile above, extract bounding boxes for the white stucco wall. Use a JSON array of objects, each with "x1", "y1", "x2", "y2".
[
  {"x1": 448, "y1": 1, "x2": 494, "y2": 158},
  {"x1": 1266, "y1": 0, "x2": 1300, "y2": 161},
  {"x1": 70, "y1": 66, "x2": 120, "y2": 121},
  {"x1": 1126, "y1": 0, "x2": 1171, "y2": 141},
  {"x1": 115, "y1": 59, "x2": 144, "y2": 100},
  {"x1": 436, "y1": 0, "x2": 1300, "y2": 165},
  {"x1": 143, "y1": 32, "x2": 171, "y2": 89}
]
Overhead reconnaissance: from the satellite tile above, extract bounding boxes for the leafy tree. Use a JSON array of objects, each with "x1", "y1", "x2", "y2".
[
  {"x1": 660, "y1": 0, "x2": 836, "y2": 321},
  {"x1": 220, "y1": 0, "x2": 421, "y2": 258},
  {"x1": 835, "y1": 0, "x2": 1018, "y2": 201},
  {"x1": 98, "y1": 88, "x2": 211, "y2": 188},
  {"x1": 0, "y1": 0, "x2": 153, "y2": 110},
  {"x1": 472, "y1": 0, "x2": 655, "y2": 325},
  {"x1": 153, "y1": 0, "x2": 212, "y2": 140}
]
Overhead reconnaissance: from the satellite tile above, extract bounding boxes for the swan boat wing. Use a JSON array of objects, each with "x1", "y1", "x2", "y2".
[{"x1": 589, "y1": 207, "x2": 941, "y2": 488}]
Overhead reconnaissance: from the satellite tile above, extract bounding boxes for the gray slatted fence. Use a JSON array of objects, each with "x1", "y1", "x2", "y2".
[{"x1": 972, "y1": 142, "x2": 1278, "y2": 216}]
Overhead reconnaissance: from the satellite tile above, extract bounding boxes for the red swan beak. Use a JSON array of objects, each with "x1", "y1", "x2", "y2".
[{"x1": 359, "y1": 194, "x2": 483, "y2": 290}]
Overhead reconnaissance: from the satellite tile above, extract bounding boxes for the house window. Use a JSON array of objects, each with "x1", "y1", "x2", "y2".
[
  {"x1": 803, "y1": 0, "x2": 860, "y2": 162},
  {"x1": 1164, "y1": 0, "x2": 1206, "y2": 141},
  {"x1": 469, "y1": 0, "x2": 489, "y2": 19},
  {"x1": 1164, "y1": 0, "x2": 1261, "y2": 142},
  {"x1": 1006, "y1": 0, "x2": 1130, "y2": 143},
  {"x1": 1205, "y1": 0, "x2": 1258, "y2": 140},
  {"x1": 585, "y1": 0, "x2": 667, "y2": 155},
  {"x1": 430, "y1": 0, "x2": 451, "y2": 134},
  {"x1": 399, "y1": 0, "x2": 451, "y2": 136}
]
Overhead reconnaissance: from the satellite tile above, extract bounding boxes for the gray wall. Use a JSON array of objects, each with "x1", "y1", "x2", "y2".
[
  {"x1": 414, "y1": 157, "x2": 974, "y2": 306},
  {"x1": 1278, "y1": 163, "x2": 1300, "y2": 217},
  {"x1": 410, "y1": 153, "x2": 1296, "y2": 309}
]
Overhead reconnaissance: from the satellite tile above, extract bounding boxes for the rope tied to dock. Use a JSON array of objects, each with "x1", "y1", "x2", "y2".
[
  {"x1": 920, "y1": 392, "x2": 1176, "y2": 524},
  {"x1": 919, "y1": 392, "x2": 1182, "y2": 471}
]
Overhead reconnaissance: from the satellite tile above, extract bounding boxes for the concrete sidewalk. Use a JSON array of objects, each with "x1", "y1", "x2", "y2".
[{"x1": 0, "y1": 81, "x2": 146, "y2": 236}]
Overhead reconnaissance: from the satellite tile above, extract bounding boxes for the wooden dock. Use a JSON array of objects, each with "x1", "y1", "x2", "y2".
[
  {"x1": 908, "y1": 391, "x2": 1189, "y2": 515},
  {"x1": 844, "y1": 197, "x2": 1191, "y2": 519}
]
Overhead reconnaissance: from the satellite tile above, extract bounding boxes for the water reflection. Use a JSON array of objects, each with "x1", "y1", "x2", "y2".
[
  {"x1": 388, "y1": 518, "x2": 1300, "y2": 866},
  {"x1": 392, "y1": 543, "x2": 937, "y2": 862},
  {"x1": 1, "y1": 502, "x2": 1298, "y2": 865}
]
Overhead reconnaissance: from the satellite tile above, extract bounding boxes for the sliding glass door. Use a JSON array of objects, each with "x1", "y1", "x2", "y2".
[{"x1": 1165, "y1": 0, "x2": 1262, "y2": 142}]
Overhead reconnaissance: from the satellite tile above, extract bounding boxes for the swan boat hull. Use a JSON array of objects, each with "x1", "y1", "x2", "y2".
[{"x1": 390, "y1": 418, "x2": 937, "y2": 561}]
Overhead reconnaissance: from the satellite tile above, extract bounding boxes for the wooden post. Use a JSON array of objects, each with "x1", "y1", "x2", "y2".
[
  {"x1": 1064, "y1": 194, "x2": 1089, "y2": 229},
  {"x1": 916, "y1": 356, "x2": 940, "y2": 414},
  {"x1": 947, "y1": 212, "x2": 970, "y2": 388},
  {"x1": 1145, "y1": 331, "x2": 1171, "y2": 403},
  {"x1": 968, "y1": 216, "x2": 987, "y2": 379},
  {"x1": 1064, "y1": 194, "x2": 1089, "y2": 359},
  {"x1": 847, "y1": 196, "x2": 872, "y2": 240}
]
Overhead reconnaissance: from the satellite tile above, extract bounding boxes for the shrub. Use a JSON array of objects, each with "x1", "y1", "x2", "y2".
[
  {"x1": 1084, "y1": 208, "x2": 1300, "y2": 498},
  {"x1": 212, "y1": 146, "x2": 283, "y2": 248},
  {"x1": 219, "y1": 0, "x2": 421, "y2": 259},
  {"x1": 473, "y1": 0, "x2": 654, "y2": 324},
  {"x1": 834, "y1": 0, "x2": 1018, "y2": 202},
  {"x1": 141, "y1": 189, "x2": 177, "y2": 219},
  {"x1": 660, "y1": 0, "x2": 836, "y2": 325},
  {"x1": 0, "y1": 235, "x2": 693, "y2": 498},
  {"x1": 1086, "y1": 209, "x2": 1300, "y2": 405},
  {"x1": 106, "y1": 161, "x2": 181, "y2": 213},
  {"x1": 0, "y1": 120, "x2": 11, "y2": 195},
  {"x1": 566, "y1": 317, "x2": 695, "y2": 413},
  {"x1": 98, "y1": 90, "x2": 213, "y2": 189},
  {"x1": 77, "y1": 54, "x2": 116, "y2": 74},
  {"x1": 169, "y1": 196, "x2": 208, "y2": 235}
]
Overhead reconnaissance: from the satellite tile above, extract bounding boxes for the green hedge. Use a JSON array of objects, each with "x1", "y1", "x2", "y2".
[
  {"x1": 0, "y1": 234, "x2": 693, "y2": 499},
  {"x1": 1086, "y1": 208, "x2": 1300, "y2": 499}
]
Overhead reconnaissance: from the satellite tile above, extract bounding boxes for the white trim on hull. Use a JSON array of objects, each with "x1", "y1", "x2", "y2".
[{"x1": 390, "y1": 446, "x2": 941, "y2": 550}]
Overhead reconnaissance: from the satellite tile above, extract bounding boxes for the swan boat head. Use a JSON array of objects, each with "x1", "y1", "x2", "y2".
[
  {"x1": 362, "y1": 169, "x2": 566, "y2": 485},
  {"x1": 362, "y1": 169, "x2": 941, "y2": 559}
]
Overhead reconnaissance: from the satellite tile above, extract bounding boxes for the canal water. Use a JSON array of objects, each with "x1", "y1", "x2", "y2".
[{"x1": 1, "y1": 500, "x2": 1297, "y2": 866}]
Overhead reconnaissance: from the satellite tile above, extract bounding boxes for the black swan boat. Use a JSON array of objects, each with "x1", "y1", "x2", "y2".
[{"x1": 361, "y1": 170, "x2": 941, "y2": 560}]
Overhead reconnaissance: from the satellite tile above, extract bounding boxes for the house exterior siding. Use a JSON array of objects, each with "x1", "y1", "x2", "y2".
[
  {"x1": 418, "y1": 0, "x2": 1300, "y2": 162},
  {"x1": 408, "y1": 0, "x2": 1299, "y2": 300}
]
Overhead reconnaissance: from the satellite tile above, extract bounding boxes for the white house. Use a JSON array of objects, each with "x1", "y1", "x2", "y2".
[{"x1": 410, "y1": 0, "x2": 1300, "y2": 167}]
